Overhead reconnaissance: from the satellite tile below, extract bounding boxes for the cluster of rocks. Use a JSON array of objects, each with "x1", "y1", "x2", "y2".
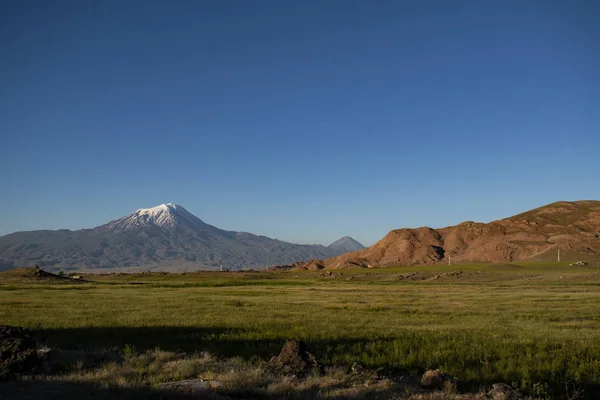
[
  {"x1": 392, "y1": 272, "x2": 422, "y2": 281},
  {"x1": 0, "y1": 325, "x2": 44, "y2": 379},
  {"x1": 317, "y1": 271, "x2": 339, "y2": 279},
  {"x1": 266, "y1": 341, "x2": 525, "y2": 399},
  {"x1": 569, "y1": 261, "x2": 588, "y2": 267},
  {"x1": 1, "y1": 325, "x2": 126, "y2": 381},
  {"x1": 420, "y1": 369, "x2": 523, "y2": 399},
  {"x1": 432, "y1": 270, "x2": 464, "y2": 280}
]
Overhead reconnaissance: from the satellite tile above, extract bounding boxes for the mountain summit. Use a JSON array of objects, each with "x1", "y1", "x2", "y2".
[
  {"x1": 0, "y1": 204, "x2": 361, "y2": 272},
  {"x1": 102, "y1": 203, "x2": 206, "y2": 231}
]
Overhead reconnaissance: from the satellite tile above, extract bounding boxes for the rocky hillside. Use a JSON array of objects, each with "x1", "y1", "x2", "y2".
[
  {"x1": 0, "y1": 204, "x2": 362, "y2": 272},
  {"x1": 295, "y1": 201, "x2": 600, "y2": 270}
]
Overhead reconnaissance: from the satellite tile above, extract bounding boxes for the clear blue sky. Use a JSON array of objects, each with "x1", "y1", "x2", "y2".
[{"x1": 1, "y1": 0, "x2": 598, "y2": 246}]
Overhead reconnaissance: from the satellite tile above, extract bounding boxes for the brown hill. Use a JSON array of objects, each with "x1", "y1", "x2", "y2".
[
  {"x1": 299, "y1": 201, "x2": 600, "y2": 270},
  {"x1": 0, "y1": 266, "x2": 85, "y2": 283}
]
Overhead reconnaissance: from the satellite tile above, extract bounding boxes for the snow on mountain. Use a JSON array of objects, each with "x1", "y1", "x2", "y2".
[
  {"x1": 101, "y1": 203, "x2": 207, "y2": 231},
  {"x1": 0, "y1": 203, "x2": 363, "y2": 272}
]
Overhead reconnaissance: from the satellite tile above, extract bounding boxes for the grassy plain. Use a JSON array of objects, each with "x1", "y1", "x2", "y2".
[{"x1": 1, "y1": 262, "x2": 600, "y2": 398}]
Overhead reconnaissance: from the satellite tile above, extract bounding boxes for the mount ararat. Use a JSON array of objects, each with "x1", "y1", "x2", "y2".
[{"x1": 0, "y1": 203, "x2": 364, "y2": 272}]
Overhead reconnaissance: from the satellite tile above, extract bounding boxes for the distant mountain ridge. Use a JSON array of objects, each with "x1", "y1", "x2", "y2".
[
  {"x1": 0, "y1": 203, "x2": 363, "y2": 272},
  {"x1": 292, "y1": 200, "x2": 600, "y2": 270}
]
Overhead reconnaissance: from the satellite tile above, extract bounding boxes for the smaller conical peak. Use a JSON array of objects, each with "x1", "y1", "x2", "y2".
[{"x1": 328, "y1": 236, "x2": 365, "y2": 252}]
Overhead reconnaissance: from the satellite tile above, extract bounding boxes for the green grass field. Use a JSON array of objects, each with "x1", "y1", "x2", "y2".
[{"x1": 1, "y1": 262, "x2": 600, "y2": 397}]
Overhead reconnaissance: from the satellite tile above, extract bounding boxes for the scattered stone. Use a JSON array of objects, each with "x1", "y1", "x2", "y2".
[
  {"x1": 36, "y1": 346, "x2": 54, "y2": 373},
  {"x1": 569, "y1": 261, "x2": 588, "y2": 267},
  {"x1": 487, "y1": 383, "x2": 524, "y2": 400},
  {"x1": 420, "y1": 369, "x2": 453, "y2": 389},
  {"x1": 36, "y1": 346, "x2": 52, "y2": 359},
  {"x1": 351, "y1": 362, "x2": 364, "y2": 374},
  {"x1": 433, "y1": 271, "x2": 464, "y2": 280},
  {"x1": 267, "y1": 340, "x2": 321, "y2": 376},
  {"x1": 0, "y1": 325, "x2": 39, "y2": 379},
  {"x1": 318, "y1": 271, "x2": 337, "y2": 279},
  {"x1": 391, "y1": 272, "x2": 421, "y2": 281}
]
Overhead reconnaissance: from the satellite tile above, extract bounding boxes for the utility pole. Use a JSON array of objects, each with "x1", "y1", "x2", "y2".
[
  {"x1": 448, "y1": 254, "x2": 451, "y2": 266},
  {"x1": 557, "y1": 248, "x2": 560, "y2": 262}
]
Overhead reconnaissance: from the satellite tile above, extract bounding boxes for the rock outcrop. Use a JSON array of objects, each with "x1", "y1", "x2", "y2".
[
  {"x1": 0, "y1": 326, "x2": 39, "y2": 379},
  {"x1": 267, "y1": 340, "x2": 321, "y2": 376},
  {"x1": 294, "y1": 201, "x2": 600, "y2": 269}
]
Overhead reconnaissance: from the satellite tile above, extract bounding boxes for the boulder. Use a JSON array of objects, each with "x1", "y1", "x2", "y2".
[
  {"x1": 420, "y1": 369, "x2": 452, "y2": 389},
  {"x1": 267, "y1": 340, "x2": 321, "y2": 376},
  {"x1": 487, "y1": 383, "x2": 524, "y2": 400},
  {"x1": 0, "y1": 325, "x2": 39, "y2": 379}
]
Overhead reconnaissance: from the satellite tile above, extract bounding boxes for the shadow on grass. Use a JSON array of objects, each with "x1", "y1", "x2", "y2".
[
  {"x1": 28, "y1": 326, "x2": 600, "y2": 400},
  {"x1": 33, "y1": 326, "x2": 288, "y2": 358},
  {"x1": 0, "y1": 380, "x2": 197, "y2": 400},
  {"x1": 34, "y1": 326, "x2": 416, "y2": 367},
  {"x1": 0, "y1": 375, "x2": 398, "y2": 400}
]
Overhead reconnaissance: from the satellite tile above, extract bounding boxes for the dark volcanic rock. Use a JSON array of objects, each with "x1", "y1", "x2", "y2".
[
  {"x1": 0, "y1": 325, "x2": 39, "y2": 379},
  {"x1": 267, "y1": 340, "x2": 321, "y2": 376},
  {"x1": 420, "y1": 368, "x2": 453, "y2": 389}
]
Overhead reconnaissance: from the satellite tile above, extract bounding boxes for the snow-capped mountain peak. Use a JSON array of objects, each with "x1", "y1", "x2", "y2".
[
  {"x1": 133, "y1": 203, "x2": 180, "y2": 227},
  {"x1": 101, "y1": 203, "x2": 204, "y2": 231}
]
